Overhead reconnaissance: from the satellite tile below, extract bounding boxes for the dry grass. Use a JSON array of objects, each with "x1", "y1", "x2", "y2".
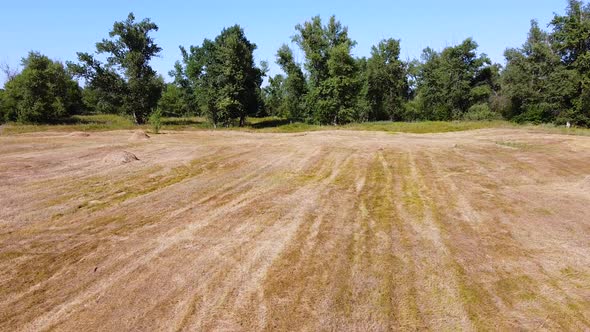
[{"x1": 1, "y1": 128, "x2": 590, "y2": 331}]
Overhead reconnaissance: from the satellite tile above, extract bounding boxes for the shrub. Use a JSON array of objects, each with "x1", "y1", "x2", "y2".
[
  {"x1": 4, "y1": 52, "x2": 82, "y2": 123},
  {"x1": 463, "y1": 104, "x2": 502, "y2": 121},
  {"x1": 149, "y1": 108, "x2": 162, "y2": 134},
  {"x1": 513, "y1": 103, "x2": 554, "y2": 124},
  {"x1": 0, "y1": 90, "x2": 8, "y2": 123},
  {"x1": 402, "y1": 99, "x2": 425, "y2": 121},
  {"x1": 555, "y1": 108, "x2": 590, "y2": 127}
]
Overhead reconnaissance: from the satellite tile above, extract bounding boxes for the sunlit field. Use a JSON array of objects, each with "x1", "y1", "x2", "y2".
[{"x1": 1, "y1": 126, "x2": 590, "y2": 330}]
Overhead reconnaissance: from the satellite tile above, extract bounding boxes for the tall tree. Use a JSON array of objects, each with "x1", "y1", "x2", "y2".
[
  {"x1": 416, "y1": 39, "x2": 494, "y2": 120},
  {"x1": 355, "y1": 56, "x2": 371, "y2": 122},
  {"x1": 178, "y1": 39, "x2": 218, "y2": 124},
  {"x1": 176, "y1": 25, "x2": 264, "y2": 127},
  {"x1": 550, "y1": 0, "x2": 590, "y2": 125},
  {"x1": 158, "y1": 83, "x2": 191, "y2": 117},
  {"x1": 276, "y1": 45, "x2": 307, "y2": 121},
  {"x1": 0, "y1": 88, "x2": 10, "y2": 123},
  {"x1": 69, "y1": 13, "x2": 163, "y2": 124},
  {"x1": 366, "y1": 38, "x2": 408, "y2": 121},
  {"x1": 317, "y1": 40, "x2": 361, "y2": 124},
  {"x1": 3, "y1": 52, "x2": 82, "y2": 123},
  {"x1": 292, "y1": 16, "x2": 360, "y2": 124},
  {"x1": 263, "y1": 74, "x2": 286, "y2": 117},
  {"x1": 502, "y1": 20, "x2": 577, "y2": 122},
  {"x1": 168, "y1": 61, "x2": 198, "y2": 116},
  {"x1": 293, "y1": 16, "x2": 330, "y2": 88}
]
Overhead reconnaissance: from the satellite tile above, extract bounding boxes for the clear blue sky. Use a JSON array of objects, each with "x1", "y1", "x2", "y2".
[{"x1": 0, "y1": 0, "x2": 566, "y2": 85}]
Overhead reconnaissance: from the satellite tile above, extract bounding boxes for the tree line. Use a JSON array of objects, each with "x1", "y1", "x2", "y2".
[{"x1": 1, "y1": 1, "x2": 589, "y2": 127}]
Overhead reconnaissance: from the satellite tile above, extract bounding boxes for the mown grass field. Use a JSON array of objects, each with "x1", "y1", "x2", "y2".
[{"x1": 1, "y1": 120, "x2": 590, "y2": 330}]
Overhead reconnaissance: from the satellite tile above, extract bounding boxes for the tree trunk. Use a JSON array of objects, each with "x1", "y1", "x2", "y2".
[{"x1": 132, "y1": 111, "x2": 146, "y2": 125}]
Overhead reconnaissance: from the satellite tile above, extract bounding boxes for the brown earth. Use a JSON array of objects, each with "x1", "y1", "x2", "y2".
[
  {"x1": 1, "y1": 128, "x2": 589, "y2": 331},
  {"x1": 129, "y1": 130, "x2": 150, "y2": 141},
  {"x1": 102, "y1": 151, "x2": 140, "y2": 165},
  {"x1": 67, "y1": 132, "x2": 91, "y2": 138}
]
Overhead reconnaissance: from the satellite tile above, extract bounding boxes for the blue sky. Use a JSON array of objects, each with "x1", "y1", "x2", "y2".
[{"x1": 0, "y1": 0, "x2": 566, "y2": 85}]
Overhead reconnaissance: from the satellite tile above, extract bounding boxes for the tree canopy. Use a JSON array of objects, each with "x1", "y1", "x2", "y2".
[
  {"x1": 69, "y1": 13, "x2": 163, "y2": 124},
  {"x1": 413, "y1": 39, "x2": 496, "y2": 121},
  {"x1": 173, "y1": 25, "x2": 265, "y2": 127},
  {"x1": 366, "y1": 38, "x2": 409, "y2": 121},
  {"x1": 2, "y1": 52, "x2": 81, "y2": 123},
  {"x1": 4, "y1": 1, "x2": 590, "y2": 127}
]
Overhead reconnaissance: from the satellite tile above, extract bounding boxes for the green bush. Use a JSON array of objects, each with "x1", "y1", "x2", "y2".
[
  {"x1": 3, "y1": 52, "x2": 82, "y2": 123},
  {"x1": 402, "y1": 99, "x2": 425, "y2": 121},
  {"x1": 0, "y1": 90, "x2": 8, "y2": 123},
  {"x1": 149, "y1": 108, "x2": 162, "y2": 134},
  {"x1": 513, "y1": 103, "x2": 554, "y2": 124},
  {"x1": 463, "y1": 104, "x2": 502, "y2": 121},
  {"x1": 555, "y1": 109, "x2": 590, "y2": 127}
]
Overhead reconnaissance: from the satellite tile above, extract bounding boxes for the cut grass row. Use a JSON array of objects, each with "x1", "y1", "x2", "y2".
[{"x1": 2, "y1": 114, "x2": 590, "y2": 136}]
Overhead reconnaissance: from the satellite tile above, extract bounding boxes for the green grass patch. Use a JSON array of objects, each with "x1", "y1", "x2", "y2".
[
  {"x1": 253, "y1": 119, "x2": 515, "y2": 134},
  {"x1": 1, "y1": 114, "x2": 210, "y2": 135},
  {"x1": 523, "y1": 123, "x2": 590, "y2": 136},
  {"x1": 46, "y1": 156, "x2": 238, "y2": 219},
  {"x1": 4, "y1": 114, "x2": 590, "y2": 136},
  {"x1": 494, "y1": 275, "x2": 538, "y2": 306},
  {"x1": 2, "y1": 114, "x2": 136, "y2": 134},
  {"x1": 342, "y1": 120, "x2": 514, "y2": 134}
]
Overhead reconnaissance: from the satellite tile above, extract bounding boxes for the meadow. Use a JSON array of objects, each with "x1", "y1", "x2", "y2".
[{"x1": 1, "y1": 124, "x2": 589, "y2": 330}]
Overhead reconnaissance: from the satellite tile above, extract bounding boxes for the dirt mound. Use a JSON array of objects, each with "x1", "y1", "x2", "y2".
[
  {"x1": 579, "y1": 176, "x2": 590, "y2": 190},
  {"x1": 68, "y1": 132, "x2": 90, "y2": 137},
  {"x1": 129, "y1": 131, "x2": 150, "y2": 141},
  {"x1": 102, "y1": 151, "x2": 139, "y2": 165}
]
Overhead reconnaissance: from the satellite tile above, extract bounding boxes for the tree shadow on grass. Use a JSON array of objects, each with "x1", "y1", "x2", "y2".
[
  {"x1": 249, "y1": 118, "x2": 291, "y2": 129},
  {"x1": 162, "y1": 118, "x2": 205, "y2": 126}
]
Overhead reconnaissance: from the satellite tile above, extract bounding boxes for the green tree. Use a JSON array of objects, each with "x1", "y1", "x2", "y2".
[
  {"x1": 168, "y1": 61, "x2": 198, "y2": 116},
  {"x1": 316, "y1": 41, "x2": 361, "y2": 124},
  {"x1": 3, "y1": 52, "x2": 82, "y2": 123},
  {"x1": 550, "y1": 0, "x2": 590, "y2": 125},
  {"x1": 0, "y1": 88, "x2": 9, "y2": 123},
  {"x1": 366, "y1": 38, "x2": 408, "y2": 121},
  {"x1": 158, "y1": 83, "x2": 191, "y2": 117},
  {"x1": 263, "y1": 74, "x2": 286, "y2": 117},
  {"x1": 293, "y1": 16, "x2": 360, "y2": 124},
  {"x1": 176, "y1": 25, "x2": 264, "y2": 127},
  {"x1": 215, "y1": 25, "x2": 265, "y2": 126},
  {"x1": 74, "y1": 57, "x2": 126, "y2": 115},
  {"x1": 502, "y1": 20, "x2": 577, "y2": 123},
  {"x1": 416, "y1": 39, "x2": 494, "y2": 120},
  {"x1": 293, "y1": 16, "x2": 330, "y2": 88},
  {"x1": 276, "y1": 45, "x2": 307, "y2": 121},
  {"x1": 355, "y1": 57, "x2": 371, "y2": 122},
  {"x1": 175, "y1": 39, "x2": 217, "y2": 123},
  {"x1": 69, "y1": 13, "x2": 163, "y2": 124}
]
